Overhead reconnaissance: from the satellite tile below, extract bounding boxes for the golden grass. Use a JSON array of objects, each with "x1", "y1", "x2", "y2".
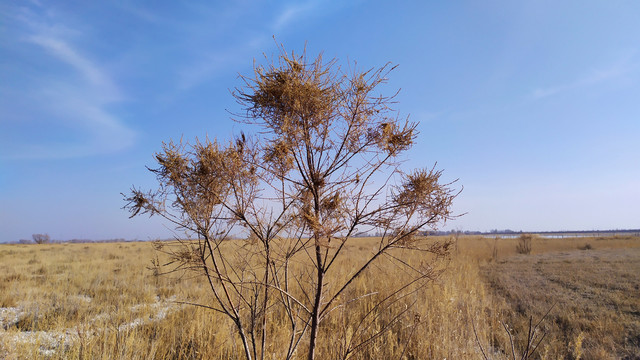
[{"x1": 1, "y1": 235, "x2": 638, "y2": 359}]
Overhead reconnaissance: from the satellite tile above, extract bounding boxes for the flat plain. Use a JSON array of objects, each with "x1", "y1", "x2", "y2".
[
  {"x1": 483, "y1": 245, "x2": 640, "y2": 359},
  {"x1": 1, "y1": 235, "x2": 638, "y2": 359}
]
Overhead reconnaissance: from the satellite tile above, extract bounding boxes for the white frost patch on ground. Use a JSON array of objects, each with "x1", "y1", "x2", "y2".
[
  {"x1": 72, "y1": 294, "x2": 93, "y2": 303},
  {"x1": 118, "y1": 295, "x2": 179, "y2": 331},
  {"x1": 3, "y1": 328, "x2": 79, "y2": 355},
  {"x1": 0, "y1": 307, "x2": 24, "y2": 329},
  {"x1": 0, "y1": 295, "x2": 183, "y2": 356}
]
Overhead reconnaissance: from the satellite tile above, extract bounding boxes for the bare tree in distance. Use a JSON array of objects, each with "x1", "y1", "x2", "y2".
[
  {"x1": 124, "y1": 47, "x2": 459, "y2": 360},
  {"x1": 32, "y1": 233, "x2": 50, "y2": 244}
]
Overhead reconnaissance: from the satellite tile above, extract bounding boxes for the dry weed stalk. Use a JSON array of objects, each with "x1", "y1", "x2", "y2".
[
  {"x1": 473, "y1": 304, "x2": 553, "y2": 360},
  {"x1": 124, "y1": 47, "x2": 458, "y2": 360}
]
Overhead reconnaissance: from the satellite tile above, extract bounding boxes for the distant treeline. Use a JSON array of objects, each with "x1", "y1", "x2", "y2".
[
  {"x1": 426, "y1": 229, "x2": 640, "y2": 237},
  {"x1": 347, "y1": 229, "x2": 640, "y2": 237},
  {"x1": 12, "y1": 238, "x2": 145, "y2": 244},
  {"x1": 7, "y1": 228, "x2": 640, "y2": 244}
]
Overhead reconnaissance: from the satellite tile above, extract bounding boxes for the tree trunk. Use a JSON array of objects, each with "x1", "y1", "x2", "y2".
[
  {"x1": 307, "y1": 243, "x2": 324, "y2": 360},
  {"x1": 261, "y1": 246, "x2": 270, "y2": 360}
]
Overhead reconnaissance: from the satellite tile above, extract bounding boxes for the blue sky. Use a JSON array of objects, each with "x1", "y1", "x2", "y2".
[{"x1": 1, "y1": 1, "x2": 639, "y2": 242}]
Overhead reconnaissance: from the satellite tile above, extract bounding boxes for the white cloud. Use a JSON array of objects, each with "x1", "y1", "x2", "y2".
[
  {"x1": 177, "y1": 50, "x2": 238, "y2": 91},
  {"x1": 273, "y1": 1, "x2": 318, "y2": 30},
  {"x1": 44, "y1": 85, "x2": 136, "y2": 155},
  {"x1": 115, "y1": 2, "x2": 164, "y2": 24},
  {"x1": 177, "y1": 33, "x2": 270, "y2": 91},
  {"x1": 176, "y1": 1, "x2": 323, "y2": 92},
  {"x1": 531, "y1": 54, "x2": 637, "y2": 99},
  {"x1": 531, "y1": 86, "x2": 561, "y2": 99},
  {"x1": 1, "y1": 81, "x2": 136, "y2": 160},
  {"x1": 1, "y1": 4, "x2": 136, "y2": 159},
  {"x1": 27, "y1": 35, "x2": 120, "y2": 102}
]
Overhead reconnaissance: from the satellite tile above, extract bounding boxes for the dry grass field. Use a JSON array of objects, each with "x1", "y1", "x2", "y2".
[
  {"x1": 1, "y1": 235, "x2": 638, "y2": 359},
  {"x1": 483, "y1": 243, "x2": 640, "y2": 359}
]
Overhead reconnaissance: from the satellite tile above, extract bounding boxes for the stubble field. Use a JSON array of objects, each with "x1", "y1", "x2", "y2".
[{"x1": 1, "y1": 235, "x2": 638, "y2": 359}]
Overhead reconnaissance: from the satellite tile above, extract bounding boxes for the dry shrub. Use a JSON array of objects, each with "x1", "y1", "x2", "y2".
[
  {"x1": 124, "y1": 47, "x2": 459, "y2": 360},
  {"x1": 516, "y1": 234, "x2": 533, "y2": 255},
  {"x1": 32, "y1": 234, "x2": 50, "y2": 244}
]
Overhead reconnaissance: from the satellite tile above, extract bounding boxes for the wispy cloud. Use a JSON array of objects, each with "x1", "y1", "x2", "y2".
[
  {"x1": 27, "y1": 35, "x2": 121, "y2": 101},
  {"x1": 272, "y1": 1, "x2": 318, "y2": 30},
  {"x1": 177, "y1": 37, "x2": 266, "y2": 91},
  {"x1": 531, "y1": 54, "x2": 637, "y2": 99},
  {"x1": 176, "y1": 1, "x2": 324, "y2": 92},
  {"x1": 1, "y1": 3, "x2": 135, "y2": 159},
  {"x1": 115, "y1": 2, "x2": 164, "y2": 24}
]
